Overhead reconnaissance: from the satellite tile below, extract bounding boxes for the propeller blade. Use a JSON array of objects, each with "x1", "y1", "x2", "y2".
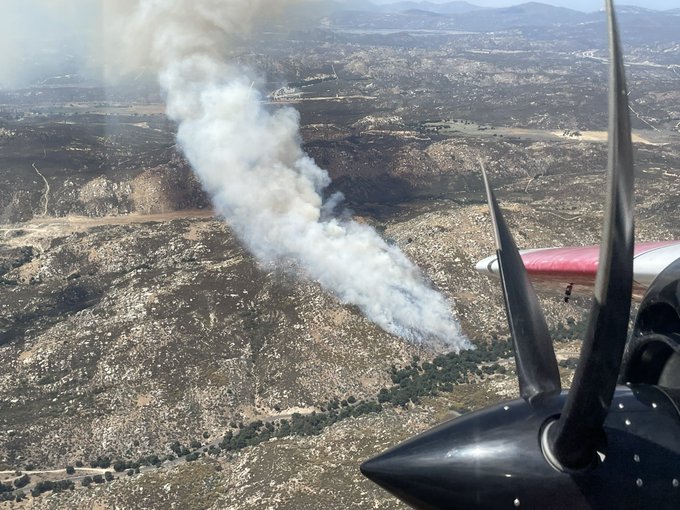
[
  {"x1": 481, "y1": 163, "x2": 561, "y2": 401},
  {"x1": 547, "y1": 0, "x2": 635, "y2": 470}
]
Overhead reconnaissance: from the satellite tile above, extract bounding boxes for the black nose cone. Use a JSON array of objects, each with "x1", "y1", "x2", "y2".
[
  {"x1": 361, "y1": 397, "x2": 564, "y2": 509},
  {"x1": 362, "y1": 387, "x2": 680, "y2": 510}
]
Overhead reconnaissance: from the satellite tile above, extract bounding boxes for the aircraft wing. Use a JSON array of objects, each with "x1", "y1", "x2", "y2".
[{"x1": 476, "y1": 240, "x2": 680, "y2": 299}]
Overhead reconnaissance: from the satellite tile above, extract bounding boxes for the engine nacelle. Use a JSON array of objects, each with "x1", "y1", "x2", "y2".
[{"x1": 622, "y1": 258, "x2": 680, "y2": 391}]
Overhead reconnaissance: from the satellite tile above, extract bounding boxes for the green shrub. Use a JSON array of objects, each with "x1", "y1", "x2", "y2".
[{"x1": 13, "y1": 474, "x2": 30, "y2": 489}]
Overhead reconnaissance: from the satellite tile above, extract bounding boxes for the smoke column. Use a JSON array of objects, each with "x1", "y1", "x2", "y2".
[{"x1": 123, "y1": 0, "x2": 469, "y2": 350}]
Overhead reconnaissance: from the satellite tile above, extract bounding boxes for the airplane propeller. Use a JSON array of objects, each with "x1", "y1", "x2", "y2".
[
  {"x1": 361, "y1": 1, "x2": 680, "y2": 508},
  {"x1": 545, "y1": 0, "x2": 635, "y2": 470},
  {"x1": 480, "y1": 161, "x2": 561, "y2": 402}
]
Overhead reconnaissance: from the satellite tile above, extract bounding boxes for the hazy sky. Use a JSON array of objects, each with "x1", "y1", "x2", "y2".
[{"x1": 373, "y1": 0, "x2": 680, "y2": 12}]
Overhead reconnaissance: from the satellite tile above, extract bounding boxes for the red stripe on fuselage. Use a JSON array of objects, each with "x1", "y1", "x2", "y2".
[{"x1": 522, "y1": 241, "x2": 679, "y2": 285}]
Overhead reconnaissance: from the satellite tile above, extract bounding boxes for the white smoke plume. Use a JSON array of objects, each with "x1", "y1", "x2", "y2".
[{"x1": 123, "y1": 0, "x2": 469, "y2": 350}]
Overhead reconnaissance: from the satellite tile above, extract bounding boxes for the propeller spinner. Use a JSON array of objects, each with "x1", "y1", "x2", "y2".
[{"x1": 361, "y1": 1, "x2": 680, "y2": 508}]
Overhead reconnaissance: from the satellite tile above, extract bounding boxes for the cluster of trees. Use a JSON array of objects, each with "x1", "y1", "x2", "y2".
[
  {"x1": 31, "y1": 479, "x2": 75, "y2": 497},
  {"x1": 0, "y1": 476, "x2": 74, "y2": 500},
  {"x1": 0, "y1": 482, "x2": 18, "y2": 501},
  {"x1": 0, "y1": 490, "x2": 23, "y2": 503},
  {"x1": 82, "y1": 472, "x2": 114, "y2": 487},
  {"x1": 169, "y1": 440, "x2": 192, "y2": 457},
  {"x1": 559, "y1": 357, "x2": 579, "y2": 369},
  {"x1": 1, "y1": 478, "x2": 27, "y2": 502},
  {"x1": 84, "y1": 454, "x2": 167, "y2": 477},
  {"x1": 319, "y1": 396, "x2": 357, "y2": 412},
  {"x1": 170, "y1": 439, "x2": 212, "y2": 460},
  {"x1": 211, "y1": 339, "x2": 512, "y2": 455},
  {"x1": 112, "y1": 459, "x2": 148, "y2": 472},
  {"x1": 219, "y1": 419, "x2": 281, "y2": 451},
  {"x1": 217, "y1": 399, "x2": 383, "y2": 453},
  {"x1": 89, "y1": 456, "x2": 112, "y2": 469},
  {"x1": 379, "y1": 338, "x2": 512, "y2": 407},
  {"x1": 68, "y1": 337, "x2": 514, "y2": 482},
  {"x1": 551, "y1": 316, "x2": 588, "y2": 342}
]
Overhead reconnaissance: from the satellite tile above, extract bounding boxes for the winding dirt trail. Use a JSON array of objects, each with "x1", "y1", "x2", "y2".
[{"x1": 31, "y1": 163, "x2": 50, "y2": 217}]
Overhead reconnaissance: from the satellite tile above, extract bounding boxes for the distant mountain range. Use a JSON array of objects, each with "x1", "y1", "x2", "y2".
[
  {"x1": 369, "y1": 1, "x2": 680, "y2": 15},
  {"x1": 312, "y1": 1, "x2": 680, "y2": 35},
  {"x1": 373, "y1": 1, "x2": 487, "y2": 14}
]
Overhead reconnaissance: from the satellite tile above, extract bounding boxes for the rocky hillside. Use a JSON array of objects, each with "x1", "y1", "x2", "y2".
[
  {"x1": 0, "y1": 216, "x2": 421, "y2": 470},
  {"x1": 1, "y1": 11, "x2": 678, "y2": 507}
]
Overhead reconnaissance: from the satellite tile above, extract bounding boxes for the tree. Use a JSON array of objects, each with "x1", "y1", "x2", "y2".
[
  {"x1": 104, "y1": 471, "x2": 114, "y2": 482},
  {"x1": 147, "y1": 454, "x2": 161, "y2": 466},
  {"x1": 82, "y1": 476, "x2": 93, "y2": 487},
  {"x1": 66, "y1": 465, "x2": 75, "y2": 475},
  {"x1": 13, "y1": 474, "x2": 30, "y2": 489},
  {"x1": 113, "y1": 460, "x2": 127, "y2": 472}
]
